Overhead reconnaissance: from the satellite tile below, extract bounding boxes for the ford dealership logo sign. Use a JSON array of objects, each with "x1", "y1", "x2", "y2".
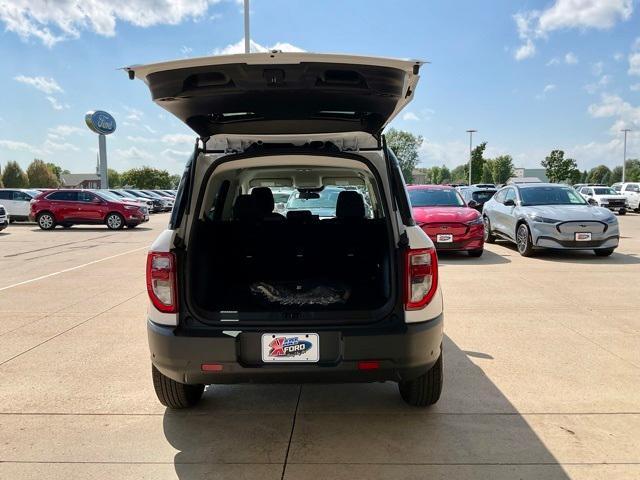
[{"x1": 85, "y1": 110, "x2": 116, "y2": 135}]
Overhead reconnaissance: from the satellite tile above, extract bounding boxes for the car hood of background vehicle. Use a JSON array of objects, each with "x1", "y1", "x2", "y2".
[
  {"x1": 412, "y1": 206, "x2": 479, "y2": 224},
  {"x1": 523, "y1": 205, "x2": 613, "y2": 221}
]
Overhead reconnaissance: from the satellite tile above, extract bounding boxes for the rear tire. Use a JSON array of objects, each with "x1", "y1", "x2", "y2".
[
  {"x1": 36, "y1": 212, "x2": 56, "y2": 230},
  {"x1": 618, "y1": 209, "x2": 626, "y2": 215},
  {"x1": 594, "y1": 248, "x2": 614, "y2": 257},
  {"x1": 483, "y1": 216, "x2": 496, "y2": 244},
  {"x1": 468, "y1": 249, "x2": 483, "y2": 257},
  {"x1": 152, "y1": 365, "x2": 204, "y2": 409},
  {"x1": 399, "y1": 351, "x2": 443, "y2": 407},
  {"x1": 105, "y1": 212, "x2": 125, "y2": 230},
  {"x1": 516, "y1": 223, "x2": 534, "y2": 257}
]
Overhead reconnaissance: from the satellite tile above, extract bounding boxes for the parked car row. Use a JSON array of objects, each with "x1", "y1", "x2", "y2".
[
  {"x1": 406, "y1": 182, "x2": 624, "y2": 258},
  {"x1": 0, "y1": 187, "x2": 176, "y2": 231}
]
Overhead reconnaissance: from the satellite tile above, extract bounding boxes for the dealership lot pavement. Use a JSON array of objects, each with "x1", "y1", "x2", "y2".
[{"x1": 1, "y1": 214, "x2": 639, "y2": 479}]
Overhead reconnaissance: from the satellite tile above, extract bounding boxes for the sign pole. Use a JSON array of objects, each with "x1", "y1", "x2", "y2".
[{"x1": 98, "y1": 134, "x2": 108, "y2": 189}]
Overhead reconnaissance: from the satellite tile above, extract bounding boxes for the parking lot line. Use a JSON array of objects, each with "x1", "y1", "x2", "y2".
[{"x1": 0, "y1": 245, "x2": 149, "y2": 292}]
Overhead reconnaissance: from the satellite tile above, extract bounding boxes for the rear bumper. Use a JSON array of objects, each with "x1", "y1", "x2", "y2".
[{"x1": 148, "y1": 314, "x2": 444, "y2": 385}]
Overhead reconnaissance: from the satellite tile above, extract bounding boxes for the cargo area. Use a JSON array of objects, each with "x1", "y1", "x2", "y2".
[{"x1": 185, "y1": 158, "x2": 395, "y2": 319}]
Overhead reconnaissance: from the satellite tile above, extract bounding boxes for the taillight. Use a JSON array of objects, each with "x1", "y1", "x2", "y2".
[
  {"x1": 404, "y1": 248, "x2": 438, "y2": 310},
  {"x1": 146, "y1": 252, "x2": 177, "y2": 313}
]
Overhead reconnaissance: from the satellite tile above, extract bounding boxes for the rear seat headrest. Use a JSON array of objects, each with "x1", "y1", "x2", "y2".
[
  {"x1": 233, "y1": 194, "x2": 258, "y2": 221},
  {"x1": 251, "y1": 187, "x2": 275, "y2": 215},
  {"x1": 335, "y1": 190, "x2": 365, "y2": 219}
]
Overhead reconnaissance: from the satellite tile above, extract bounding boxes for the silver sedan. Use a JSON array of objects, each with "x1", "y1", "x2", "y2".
[{"x1": 482, "y1": 183, "x2": 619, "y2": 257}]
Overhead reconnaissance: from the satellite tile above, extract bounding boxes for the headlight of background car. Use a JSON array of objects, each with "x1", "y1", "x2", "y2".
[
  {"x1": 526, "y1": 213, "x2": 560, "y2": 224},
  {"x1": 466, "y1": 216, "x2": 483, "y2": 226}
]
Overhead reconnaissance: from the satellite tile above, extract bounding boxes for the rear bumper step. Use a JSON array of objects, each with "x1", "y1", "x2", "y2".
[{"x1": 148, "y1": 314, "x2": 443, "y2": 384}]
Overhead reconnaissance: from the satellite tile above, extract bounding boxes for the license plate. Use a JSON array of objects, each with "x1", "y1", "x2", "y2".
[
  {"x1": 261, "y1": 333, "x2": 319, "y2": 362},
  {"x1": 575, "y1": 232, "x2": 592, "y2": 241},
  {"x1": 437, "y1": 234, "x2": 453, "y2": 243}
]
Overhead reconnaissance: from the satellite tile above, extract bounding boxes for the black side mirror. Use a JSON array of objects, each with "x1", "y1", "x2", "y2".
[
  {"x1": 467, "y1": 199, "x2": 478, "y2": 208},
  {"x1": 504, "y1": 199, "x2": 516, "y2": 207}
]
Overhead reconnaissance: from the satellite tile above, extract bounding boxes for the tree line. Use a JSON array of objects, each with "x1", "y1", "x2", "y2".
[
  {"x1": 0, "y1": 160, "x2": 180, "y2": 189},
  {"x1": 386, "y1": 128, "x2": 639, "y2": 186},
  {"x1": 386, "y1": 129, "x2": 515, "y2": 185}
]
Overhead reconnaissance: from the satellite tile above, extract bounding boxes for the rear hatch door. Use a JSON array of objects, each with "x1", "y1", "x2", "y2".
[{"x1": 126, "y1": 52, "x2": 423, "y2": 137}]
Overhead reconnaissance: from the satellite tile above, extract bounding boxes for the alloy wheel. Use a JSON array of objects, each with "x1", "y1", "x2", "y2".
[
  {"x1": 483, "y1": 217, "x2": 491, "y2": 241},
  {"x1": 516, "y1": 225, "x2": 528, "y2": 253},
  {"x1": 107, "y1": 214, "x2": 123, "y2": 229},
  {"x1": 39, "y1": 214, "x2": 53, "y2": 229}
]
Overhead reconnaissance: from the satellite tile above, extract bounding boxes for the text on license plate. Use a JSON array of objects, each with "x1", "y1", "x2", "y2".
[
  {"x1": 261, "y1": 333, "x2": 319, "y2": 362},
  {"x1": 575, "y1": 232, "x2": 592, "y2": 241},
  {"x1": 437, "y1": 234, "x2": 453, "y2": 243}
]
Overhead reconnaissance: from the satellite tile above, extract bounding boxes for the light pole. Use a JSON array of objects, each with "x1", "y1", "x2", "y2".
[
  {"x1": 621, "y1": 128, "x2": 631, "y2": 183},
  {"x1": 466, "y1": 129, "x2": 476, "y2": 186},
  {"x1": 244, "y1": 0, "x2": 250, "y2": 54}
]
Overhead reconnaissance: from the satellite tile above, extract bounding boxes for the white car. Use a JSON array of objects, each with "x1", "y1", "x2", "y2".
[
  {"x1": 0, "y1": 204, "x2": 8, "y2": 231},
  {"x1": 579, "y1": 186, "x2": 628, "y2": 215},
  {"x1": 128, "y1": 51, "x2": 444, "y2": 409},
  {"x1": 611, "y1": 182, "x2": 640, "y2": 212},
  {"x1": 0, "y1": 188, "x2": 41, "y2": 221}
]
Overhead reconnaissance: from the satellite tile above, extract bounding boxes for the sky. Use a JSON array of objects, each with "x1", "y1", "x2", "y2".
[{"x1": 0, "y1": 0, "x2": 639, "y2": 175}]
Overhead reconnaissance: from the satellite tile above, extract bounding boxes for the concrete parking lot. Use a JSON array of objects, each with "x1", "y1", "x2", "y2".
[{"x1": 1, "y1": 214, "x2": 639, "y2": 479}]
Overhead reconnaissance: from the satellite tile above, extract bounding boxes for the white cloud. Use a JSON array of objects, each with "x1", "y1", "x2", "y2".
[
  {"x1": 43, "y1": 139, "x2": 79, "y2": 151},
  {"x1": 126, "y1": 135, "x2": 155, "y2": 143},
  {"x1": 115, "y1": 146, "x2": 152, "y2": 160},
  {"x1": 0, "y1": 139, "x2": 41, "y2": 153},
  {"x1": 161, "y1": 133, "x2": 195, "y2": 145},
  {"x1": 629, "y1": 53, "x2": 640, "y2": 76},
  {"x1": 0, "y1": 0, "x2": 223, "y2": 47},
  {"x1": 14, "y1": 75, "x2": 63, "y2": 93},
  {"x1": 588, "y1": 93, "x2": 640, "y2": 134},
  {"x1": 48, "y1": 124, "x2": 83, "y2": 137},
  {"x1": 161, "y1": 148, "x2": 192, "y2": 159},
  {"x1": 614, "y1": 52, "x2": 624, "y2": 62},
  {"x1": 513, "y1": 0, "x2": 633, "y2": 60},
  {"x1": 536, "y1": 84, "x2": 556, "y2": 99},
  {"x1": 564, "y1": 52, "x2": 578, "y2": 64},
  {"x1": 546, "y1": 57, "x2": 560, "y2": 66},
  {"x1": 630, "y1": 83, "x2": 640, "y2": 91},
  {"x1": 591, "y1": 61, "x2": 604, "y2": 76},
  {"x1": 180, "y1": 45, "x2": 193, "y2": 56},
  {"x1": 514, "y1": 39, "x2": 536, "y2": 61},
  {"x1": 584, "y1": 75, "x2": 612, "y2": 94},
  {"x1": 124, "y1": 106, "x2": 144, "y2": 121},
  {"x1": 213, "y1": 39, "x2": 305, "y2": 55},
  {"x1": 402, "y1": 112, "x2": 420, "y2": 121},
  {"x1": 46, "y1": 96, "x2": 69, "y2": 110}
]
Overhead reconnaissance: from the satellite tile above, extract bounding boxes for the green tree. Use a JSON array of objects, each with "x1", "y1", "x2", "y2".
[
  {"x1": 625, "y1": 159, "x2": 640, "y2": 182},
  {"x1": 439, "y1": 165, "x2": 451, "y2": 184},
  {"x1": 469, "y1": 142, "x2": 487, "y2": 184},
  {"x1": 46, "y1": 162, "x2": 63, "y2": 182},
  {"x1": 385, "y1": 128, "x2": 423, "y2": 183},
  {"x1": 541, "y1": 150, "x2": 579, "y2": 183},
  {"x1": 567, "y1": 169, "x2": 582, "y2": 185},
  {"x1": 169, "y1": 174, "x2": 181, "y2": 188},
  {"x1": 580, "y1": 170, "x2": 588, "y2": 183},
  {"x1": 451, "y1": 164, "x2": 467, "y2": 183},
  {"x1": 108, "y1": 169, "x2": 121, "y2": 188},
  {"x1": 490, "y1": 155, "x2": 515, "y2": 185},
  {"x1": 120, "y1": 166, "x2": 172, "y2": 189},
  {"x1": 587, "y1": 165, "x2": 612, "y2": 184},
  {"x1": 611, "y1": 166, "x2": 622, "y2": 184},
  {"x1": 1, "y1": 161, "x2": 29, "y2": 188},
  {"x1": 27, "y1": 159, "x2": 59, "y2": 188},
  {"x1": 481, "y1": 161, "x2": 493, "y2": 183},
  {"x1": 0, "y1": 166, "x2": 3, "y2": 188}
]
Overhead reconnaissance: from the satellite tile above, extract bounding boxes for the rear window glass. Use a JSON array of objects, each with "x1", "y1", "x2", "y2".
[
  {"x1": 408, "y1": 189, "x2": 464, "y2": 207},
  {"x1": 472, "y1": 190, "x2": 496, "y2": 202}
]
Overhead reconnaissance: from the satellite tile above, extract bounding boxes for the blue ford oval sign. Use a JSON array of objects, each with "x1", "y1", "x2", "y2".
[{"x1": 85, "y1": 110, "x2": 116, "y2": 135}]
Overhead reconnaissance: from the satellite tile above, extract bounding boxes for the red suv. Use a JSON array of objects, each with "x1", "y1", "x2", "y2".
[
  {"x1": 407, "y1": 185, "x2": 485, "y2": 257},
  {"x1": 30, "y1": 189, "x2": 149, "y2": 230}
]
